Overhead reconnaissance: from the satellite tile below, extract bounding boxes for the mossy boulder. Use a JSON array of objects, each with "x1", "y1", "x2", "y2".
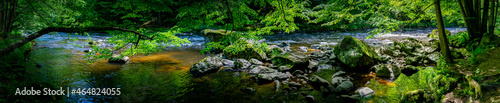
[
  {"x1": 202, "y1": 29, "x2": 234, "y2": 42},
  {"x1": 428, "y1": 29, "x2": 450, "y2": 38},
  {"x1": 223, "y1": 38, "x2": 267, "y2": 60},
  {"x1": 190, "y1": 56, "x2": 224, "y2": 76},
  {"x1": 394, "y1": 38, "x2": 424, "y2": 56},
  {"x1": 334, "y1": 35, "x2": 379, "y2": 69}
]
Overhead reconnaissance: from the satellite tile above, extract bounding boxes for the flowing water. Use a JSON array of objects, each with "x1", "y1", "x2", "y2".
[{"x1": 24, "y1": 28, "x2": 466, "y2": 102}]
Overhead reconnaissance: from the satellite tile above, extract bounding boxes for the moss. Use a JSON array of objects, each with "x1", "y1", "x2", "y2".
[
  {"x1": 334, "y1": 35, "x2": 379, "y2": 68},
  {"x1": 429, "y1": 29, "x2": 451, "y2": 38},
  {"x1": 365, "y1": 67, "x2": 458, "y2": 102}
]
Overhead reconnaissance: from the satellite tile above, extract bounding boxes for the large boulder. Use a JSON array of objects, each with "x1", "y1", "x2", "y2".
[
  {"x1": 108, "y1": 54, "x2": 130, "y2": 64},
  {"x1": 223, "y1": 38, "x2": 267, "y2": 60},
  {"x1": 271, "y1": 51, "x2": 309, "y2": 70},
  {"x1": 190, "y1": 56, "x2": 224, "y2": 76},
  {"x1": 334, "y1": 35, "x2": 379, "y2": 69}
]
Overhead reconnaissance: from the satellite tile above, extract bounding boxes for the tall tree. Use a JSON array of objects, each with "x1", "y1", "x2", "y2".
[
  {"x1": 457, "y1": 0, "x2": 498, "y2": 43},
  {"x1": 435, "y1": 0, "x2": 454, "y2": 63}
]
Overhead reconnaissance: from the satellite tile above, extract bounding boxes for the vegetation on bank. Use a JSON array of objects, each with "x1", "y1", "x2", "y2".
[{"x1": 1, "y1": 0, "x2": 500, "y2": 102}]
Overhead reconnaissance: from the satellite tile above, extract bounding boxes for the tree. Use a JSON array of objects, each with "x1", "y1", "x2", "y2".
[
  {"x1": 457, "y1": 0, "x2": 499, "y2": 44},
  {"x1": 435, "y1": 0, "x2": 454, "y2": 63}
]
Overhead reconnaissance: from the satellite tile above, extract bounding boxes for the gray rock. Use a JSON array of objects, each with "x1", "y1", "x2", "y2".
[
  {"x1": 190, "y1": 56, "x2": 223, "y2": 76},
  {"x1": 271, "y1": 51, "x2": 309, "y2": 69},
  {"x1": 278, "y1": 41, "x2": 290, "y2": 47},
  {"x1": 308, "y1": 75, "x2": 330, "y2": 86},
  {"x1": 308, "y1": 60, "x2": 319, "y2": 70},
  {"x1": 331, "y1": 70, "x2": 346, "y2": 78},
  {"x1": 289, "y1": 82, "x2": 302, "y2": 87},
  {"x1": 278, "y1": 66, "x2": 291, "y2": 71},
  {"x1": 257, "y1": 72, "x2": 289, "y2": 82},
  {"x1": 221, "y1": 59, "x2": 234, "y2": 67},
  {"x1": 250, "y1": 58, "x2": 263, "y2": 65},
  {"x1": 249, "y1": 66, "x2": 276, "y2": 74},
  {"x1": 336, "y1": 80, "x2": 353, "y2": 93},
  {"x1": 317, "y1": 64, "x2": 333, "y2": 71},
  {"x1": 331, "y1": 77, "x2": 347, "y2": 86},
  {"x1": 108, "y1": 54, "x2": 130, "y2": 64},
  {"x1": 310, "y1": 44, "x2": 321, "y2": 49},
  {"x1": 234, "y1": 59, "x2": 251, "y2": 69},
  {"x1": 356, "y1": 87, "x2": 374, "y2": 97}
]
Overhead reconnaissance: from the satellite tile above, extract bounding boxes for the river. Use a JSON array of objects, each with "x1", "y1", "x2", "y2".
[{"x1": 24, "y1": 28, "x2": 465, "y2": 102}]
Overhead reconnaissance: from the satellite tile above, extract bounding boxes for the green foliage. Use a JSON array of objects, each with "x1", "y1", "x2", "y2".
[
  {"x1": 259, "y1": 0, "x2": 312, "y2": 34},
  {"x1": 201, "y1": 31, "x2": 264, "y2": 54},
  {"x1": 368, "y1": 65, "x2": 459, "y2": 102},
  {"x1": 448, "y1": 31, "x2": 470, "y2": 48},
  {"x1": 176, "y1": 0, "x2": 258, "y2": 31},
  {"x1": 84, "y1": 28, "x2": 190, "y2": 63}
]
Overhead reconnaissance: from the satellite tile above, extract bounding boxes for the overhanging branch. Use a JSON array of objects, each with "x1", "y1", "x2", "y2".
[{"x1": 0, "y1": 27, "x2": 153, "y2": 58}]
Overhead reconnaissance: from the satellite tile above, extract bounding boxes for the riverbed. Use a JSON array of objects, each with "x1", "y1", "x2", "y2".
[{"x1": 25, "y1": 28, "x2": 466, "y2": 102}]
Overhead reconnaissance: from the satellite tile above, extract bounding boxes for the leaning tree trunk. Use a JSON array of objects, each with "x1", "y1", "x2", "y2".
[
  {"x1": 0, "y1": 27, "x2": 152, "y2": 58},
  {"x1": 435, "y1": 0, "x2": 454, "y2": 63}
]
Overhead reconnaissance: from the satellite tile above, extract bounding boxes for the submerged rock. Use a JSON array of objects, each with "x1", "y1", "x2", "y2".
[
  {"x1": 334, "y1": 35, "x2": 379, "y2": 69},
  {"x1": 108, "y1": 54, "x2": 130, "y2": 64},
  {"x1": 190, "y1": 56, "x2": 223, "y2": 76}
]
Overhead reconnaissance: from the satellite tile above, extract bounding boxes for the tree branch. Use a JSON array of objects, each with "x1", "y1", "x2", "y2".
[{"x1": 0, "y1": 27, "x2": 153, "y2": 58}]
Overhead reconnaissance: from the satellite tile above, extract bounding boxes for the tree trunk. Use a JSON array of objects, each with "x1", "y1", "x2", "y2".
[
  {"x1": 0, "y1": 27, "x2": 152, "y2": 58},
  {"x1": 435, "y1": 0, "x2": 454, "y2": 63}
]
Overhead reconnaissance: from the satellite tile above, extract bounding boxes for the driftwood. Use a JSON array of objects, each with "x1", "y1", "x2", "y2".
[{"x1": 0, "y1": 27, "x2": 152, "y2": 58}]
